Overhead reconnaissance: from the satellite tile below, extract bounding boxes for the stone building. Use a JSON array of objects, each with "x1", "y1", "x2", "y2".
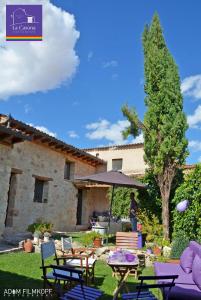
[
  {"x1": 0, "y1": 114, "x2": 108, "y2": 236},
  {"x1": 84, "y1": 143, "x2": 147, "y2": 177},
  {"x1": 85, "y1": 144, "x2": 195, "y2": 177}
]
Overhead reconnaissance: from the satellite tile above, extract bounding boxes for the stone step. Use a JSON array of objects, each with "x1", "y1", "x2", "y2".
[
  {"x1": 2, "y1": 231, "x2": 32, "y2": 246},
  {"x1": 75, "y1": 225, "x2": 89, "y2": 231}
]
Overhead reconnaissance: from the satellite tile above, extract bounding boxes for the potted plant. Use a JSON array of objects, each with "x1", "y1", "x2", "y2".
[
  {"x1": 80, "y1": 232, "x2": 103, "y2": 248},
  {"x1": 23, "y1": 239, "x2": 33, "y2": 253},
  {"x1": 92, "y1": 232, "x2": 102, "y2": 248},
  {"x1": 44, "y1": 231, "x2": 51, "y2": 242},
  {"x1": 33, "y1": 230, "x2": 41, "y2": 244},
  {"x1": 153, "y1": 237, "x2": 163, "y2": 256}
]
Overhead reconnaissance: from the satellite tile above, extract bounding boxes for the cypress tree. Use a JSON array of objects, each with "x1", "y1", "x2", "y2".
[{"x1": 122, "y1": 13, "x2": 188, "y2": 239}]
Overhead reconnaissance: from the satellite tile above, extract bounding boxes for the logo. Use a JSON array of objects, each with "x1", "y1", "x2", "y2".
[{"x1": 6, "y1": 5, "x2": 42, "y2": 41}]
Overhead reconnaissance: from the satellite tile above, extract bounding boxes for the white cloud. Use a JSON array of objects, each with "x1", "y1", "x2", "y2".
[
  {"x1": 87, "y1": 51, "x2": 93, "y2": 61},
  {"x1": 86, "y1": 119, "x2": 130, "y2": 145},
  {"x1": 132, "y1": 133, "x2": 144, "y2": 144},
  {"x1": 181, "y1": 75, "x2": 201, "y2": 99},
  {"x1": 29, "y1": 123, "x2": 57, "y2": 137},
  {"x1": 0, "y1": 0, "x2": 79, "y2": 99},
  {"x1": 187, "y1": 105, "x2": 201, "y2": 128},
  {"x1": 188, "y1": 140, "x2": 201, "y2": 152},
  {"x1": 68, "y1": 130, "x2": 79, "y2": 138},
  {"x1": 102, "y1": 60, "x2": 118, "y2": 68},
  {"x1": 24, "y1": 104, "x2": 31, "y2": 114}
]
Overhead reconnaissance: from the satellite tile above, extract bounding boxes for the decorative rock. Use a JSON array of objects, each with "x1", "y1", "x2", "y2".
[
  {"x1": 34, "y1": 245, "x2": 41, "y2": 253},
  {"x1": 95, "y1": 247, "x2": 109, "y2": 257},
  {"x1": 72, "y1": 241, "x2": 82, "y2": 248},
  {"x1": 145, "y1": 254, "x2": 155, "y2": 267},
  {"x1": 55, "y1": 240, "x2": 62, "y2": 250},
  {"x1": 19, "y1": 240, "x2": 24, "y2": 248},
  {"x1": 56, "y1": 249, "x2": 64, "y2": 256}
]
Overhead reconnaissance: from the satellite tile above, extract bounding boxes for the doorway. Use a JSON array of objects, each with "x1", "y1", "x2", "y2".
[
  {"x1": 76, "y1": 189, "x2": 83, "y2": 225},
  {"x1": 5, "y1": 173, "x2": 17, "y2": 227}
]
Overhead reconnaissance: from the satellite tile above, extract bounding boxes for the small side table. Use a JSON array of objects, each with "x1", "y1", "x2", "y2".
[{"x1": 107, "y1": 259, "x2": 139, "y2": 300}]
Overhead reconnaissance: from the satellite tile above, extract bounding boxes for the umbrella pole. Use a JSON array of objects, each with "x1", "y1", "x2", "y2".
[{"x1": 107, "y1": 185, "x2": 115, "y2": 245}]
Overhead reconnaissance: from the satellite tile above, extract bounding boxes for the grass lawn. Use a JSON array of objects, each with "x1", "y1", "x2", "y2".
[{"x1": 0, "y1": 251, "x2": 162, "y2": 299}]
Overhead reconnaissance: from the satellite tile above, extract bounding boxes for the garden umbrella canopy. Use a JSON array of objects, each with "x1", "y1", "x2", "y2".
[
  {"x1": 76, "y1": 170, "x2": 147, "y2": 189},
  {"x1": 76, "y1": 171, "x2": 147, "y2": 237}
]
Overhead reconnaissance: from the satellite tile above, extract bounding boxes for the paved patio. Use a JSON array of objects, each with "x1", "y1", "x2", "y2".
[{"x1": 0, "y1": 239, "x2": 22, "y2": 254}]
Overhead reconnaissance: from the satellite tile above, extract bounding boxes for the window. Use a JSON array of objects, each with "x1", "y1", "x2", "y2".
[
  {"x1": 112, "y1": 158, "x2": 123, "y2": 171},
  {"x1": 33, "y1": 179, "x2": 48, "y2": 203},
  {"x1": 64, "y1": 161, "x2": 75, "y2": 180}
]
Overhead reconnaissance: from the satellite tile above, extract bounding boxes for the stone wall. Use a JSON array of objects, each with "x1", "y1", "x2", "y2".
[
  {"x1": 0, "y1": 141, "x2": 106, "y2": 235},
  {"x1": 82, "y1": 187, "x2": 109, "y2": 225},
  {"x1": 0, "y1": 145, "x2": 12, "y2": 234}
]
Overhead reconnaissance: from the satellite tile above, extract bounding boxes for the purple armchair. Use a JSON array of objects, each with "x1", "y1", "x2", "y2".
[{"x1": 154, "y1": 241, "x2": 201, "y2": 300}]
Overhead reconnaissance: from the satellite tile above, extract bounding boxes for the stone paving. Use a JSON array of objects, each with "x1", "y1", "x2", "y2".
[{"x1": 0, "y1": 239, "x2": 22, "y2": 254}]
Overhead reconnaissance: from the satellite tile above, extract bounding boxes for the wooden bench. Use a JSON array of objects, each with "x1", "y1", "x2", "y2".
[{"x1": 116, "y1": 232, "x2": 138, "y2": 249}]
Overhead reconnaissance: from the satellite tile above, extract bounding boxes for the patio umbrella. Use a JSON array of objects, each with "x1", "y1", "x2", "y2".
[{"x1": 75, "y1": 170, "x2": 147, "y2": 234}]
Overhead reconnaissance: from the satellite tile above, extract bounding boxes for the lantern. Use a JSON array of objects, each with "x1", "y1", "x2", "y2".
[{"x1": 176, "y1": 200, "x2": 189, "y2": 212}]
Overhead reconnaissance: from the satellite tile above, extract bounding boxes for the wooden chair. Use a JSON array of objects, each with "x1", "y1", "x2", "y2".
[
  {"x1": 48, "y1": 264, "x2": 102, "y2": 299},
  {"x1": 116, "y1": 232, "x2": 138, "y2": 249},
  {"x1": 60, "y1": 237, "x2": 97, "y2": 284},
  {"x1": 115, "y1": 232, "x2": 144, "y2": 278},
  {"x1": 122, "y1": 275, "x2": 178, "y2": 300},
  {"x1": 40, "y1": 241, "x2": 79, "y2": 296}
]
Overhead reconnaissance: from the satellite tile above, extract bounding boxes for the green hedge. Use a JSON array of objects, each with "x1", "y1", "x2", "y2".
[{"x1": 172, "y1": 164, "x2": 201, "y2": 242}]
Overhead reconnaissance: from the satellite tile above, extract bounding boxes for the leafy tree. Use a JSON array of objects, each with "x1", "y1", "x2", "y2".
[
  {"x1": 122, "y1": 14, "x2": 188, "y2": 239},
  {"x1": 108, "y1": 187, "x2": 135, "y2": 219},
  {"x1": 109, "y1": 169, "x2": 183, "y2": 227},
  {"x1": 172, "y1": 164, "x2": 201, "y2": 243}
]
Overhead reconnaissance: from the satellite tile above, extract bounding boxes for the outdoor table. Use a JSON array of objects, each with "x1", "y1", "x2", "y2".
[{"x1": 107, "y1": 252, "x2": 139, "y2": 300}]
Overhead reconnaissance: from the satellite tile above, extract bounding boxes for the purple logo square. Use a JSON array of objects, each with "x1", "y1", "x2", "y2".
[{"x1": 6, "y1": 5, "x2": 42, "y2": 41}]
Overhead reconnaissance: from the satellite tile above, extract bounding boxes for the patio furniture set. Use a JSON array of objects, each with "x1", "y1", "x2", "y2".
[{"x1": 39, "y1": 232, "x2": 201, "y2": 300}]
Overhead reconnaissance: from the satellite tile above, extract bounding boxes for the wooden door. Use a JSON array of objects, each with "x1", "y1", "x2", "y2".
[{"x1": 76, "y1": 189, "x2": 83, "y2": 225}]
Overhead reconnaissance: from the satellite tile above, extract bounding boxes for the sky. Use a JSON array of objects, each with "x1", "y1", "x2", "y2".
[{"x1": 1, "y1": 0, "x2": 201, "y2": 164}]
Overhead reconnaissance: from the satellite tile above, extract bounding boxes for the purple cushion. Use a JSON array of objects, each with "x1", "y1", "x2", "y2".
[
  {"x1": 192, "y1": 255, "x2": 201, "y2": 290},
  {"x1": 180, "y1": 246, "x2": 195, "y2": 273},
  {"x1": 154, "y1": 262, "x2": 201, "y2": 299},
  {"x1": 189, "y1": 241, "x2": 201, "y2": 259}
]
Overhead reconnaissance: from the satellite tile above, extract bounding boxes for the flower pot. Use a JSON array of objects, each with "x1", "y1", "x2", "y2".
[
  {"x1": 23, "y1": 239, "x2": 33, "y2": 253},
  {"x1": 93, "y1": 238, "x2": 102, "y2": 248},
  {"x1": 33, "y1": 236, "x2": 39, "y2": 244},
  {"x1": 153, "y1": 246, "x2": 161, "y2": 256}
]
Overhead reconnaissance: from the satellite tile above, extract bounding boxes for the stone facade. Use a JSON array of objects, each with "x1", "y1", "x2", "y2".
[{"x1": 0, "y1": 141, "x2": 107, "y2": 236}]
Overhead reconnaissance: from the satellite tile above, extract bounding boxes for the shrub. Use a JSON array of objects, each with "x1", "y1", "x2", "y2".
[
  {"x1": 80, "y1": 232, "x2": 102, "y2": 247},
  {"x1": 33, "y1": 230, "x2": 42, "y2": 238},
  {"x1": 172, "y1": 164, "x2": 201, "y2": 241},
  {"x1": 170, "y1": 232, "x2": 189, "y2": 259},
  {"x1": 137, "y1": 209, "x2": 163, "y2": 243},
  {"x1": 27, "y1": 222, "x2": 53, "y2": 234}
]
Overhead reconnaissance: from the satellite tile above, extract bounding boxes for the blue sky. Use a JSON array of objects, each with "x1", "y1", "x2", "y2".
[{"x1": 1, "y1": 0, "x2": 201, "y2": 164}]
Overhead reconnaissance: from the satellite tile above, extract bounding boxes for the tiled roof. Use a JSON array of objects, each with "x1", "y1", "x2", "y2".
[
  {"x1": 0, "y1": 114, "x2": 106, "y2": 166},
  {"x1": 83, "y1": 143, "x2": 144, "y2": 151}
]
